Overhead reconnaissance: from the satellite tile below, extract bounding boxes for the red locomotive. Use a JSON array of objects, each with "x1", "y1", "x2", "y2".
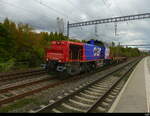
[
  {"x1": 44, "y1": 40, "x2": 127, "y2": 77},
  {"x1": 44, "y1": 40, "x2": 114, "y2": 76}
]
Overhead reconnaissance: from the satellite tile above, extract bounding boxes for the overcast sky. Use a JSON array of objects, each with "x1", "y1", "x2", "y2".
[{"x1": 0, "y1": 0, "x2": 150, "y2": 50}]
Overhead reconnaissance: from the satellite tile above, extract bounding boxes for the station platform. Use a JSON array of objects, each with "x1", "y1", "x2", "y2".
[{"x1": 109, "y1": 57, "x2": 150, "y2": 113}]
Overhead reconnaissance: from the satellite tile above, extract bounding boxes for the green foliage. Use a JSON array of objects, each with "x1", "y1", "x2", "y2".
[
  {"x1": 0, "y1": 18, "x2": 81, "y2": 71},
  {"x1": 0, "y1": 98, "x2": 39, "y2": 112},
  {"x1": 0, "y1": 58, "x2": 15, "y2": 72},
  {"x1": 110, "y1": 45, "x2": 142, "y2": 57}
]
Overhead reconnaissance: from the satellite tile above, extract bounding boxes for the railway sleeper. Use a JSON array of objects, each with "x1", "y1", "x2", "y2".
[
  {"x1": 60, "y1": 102, "x2": 86, "y2": 113},
  {"x1": 94, "y1": 84, "x2": 110, "y2": 88},
  {"x1": 74, "y1": 95, "x2": 95, "y2": 103},
  {"x1": 110, "y1": 92, "x2": 118, "y2": 96},
  {"x1": 72, "y1": 95, "x2": 96, "y2": 104},
  {"x1": 96, "y1": 106, "x2": 107, "y2": 112},
  {"x1": 49, "y1": 100, "x2": 55, "y2": 104},
  {"x1": 107, "y1": 95, "x2": 115, "y2": 99},
  {"x1": 112, "y1": 89, "x2": 120, "y2": 93},
  {"x1": 88, "y1": 88, "x2": 106, "y2": 93},
  {"x1": 104, "y1": 98, "x2": 113, "y2": 103},
  {"x1": 113, "y1": 87, "x2": 121, "y2": 90},
  {"x1": 51, "y1": 108, "x2": 62, "y2": 113},
  {"x1": 101, "y1": 101, "x2": 110, "y2": 108},
  {"x1": 79, "y1": 92, "x2": 99, "y2": 99},
  {"x1": 68, "y1": 99, "x2": 91, "y2": 108},
  {"x1": 0, "y1": 95, "x2": 7, "y2": 100},
  {"x1": 84, "y1": 90, "x2": 103, "y2": 96},
  {"x1": 91, "y1": 85, "x2": 108, "y2": 89},
  {"x1": 91, "y1": 85, "x2": 109, "y2": 90},
  {"x1": 9, "y1": 91, "x2": 18, "y2": 96}
]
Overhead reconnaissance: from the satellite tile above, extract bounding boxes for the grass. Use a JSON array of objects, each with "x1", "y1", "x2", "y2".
[{"x1": 0, "y1": 98, "x2": 40, "y2": 113}]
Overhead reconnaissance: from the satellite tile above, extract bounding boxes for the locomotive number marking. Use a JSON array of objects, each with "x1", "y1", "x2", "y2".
[{"x1": 93, "y1": 47, "x2": 101, "y2": 56}]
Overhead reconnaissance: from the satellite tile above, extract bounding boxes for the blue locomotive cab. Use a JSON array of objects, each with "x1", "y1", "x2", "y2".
[{"x1": 84, "y1": 44, "x2": 105, "y2": 61}]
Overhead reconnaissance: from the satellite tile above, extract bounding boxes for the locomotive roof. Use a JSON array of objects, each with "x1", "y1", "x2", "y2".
[
  {"x1": 51, "y1": 40, "x2": 108, "y2": 48},
  {"x1": 51, "y1": 40, "x2": 84, "y2": 45}
]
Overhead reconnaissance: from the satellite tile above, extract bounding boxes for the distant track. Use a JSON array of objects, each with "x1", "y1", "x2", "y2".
[
  {"x1": 0, "y1": 69, "x2": 46, "y2": 82},
  {"x1": 0, "y1": 74, "x2": 82, "y2": 106},
  {"x1": 0, "y1": 77, "x2": 56, "y2": 94}
]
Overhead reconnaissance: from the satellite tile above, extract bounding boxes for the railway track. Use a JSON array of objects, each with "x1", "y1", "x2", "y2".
[
  {"x1": 0, "y1": 69, "x2": 99, "y2": 106},
  {"x1": 0, "y1": 58, "x2": 141, "y2": 109},
  {"x1": 0, "y1": 68, "x2": 46, "y2": 82},
  {"x1": 0, "y1": 69, "x2": 47, "y2": 87},
  {"x1": 34, "y1": 58, "x2": 140, "y2": 113}
]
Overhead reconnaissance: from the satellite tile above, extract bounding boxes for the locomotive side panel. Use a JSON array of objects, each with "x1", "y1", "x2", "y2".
[
  {"x1": 84, "y1": 44, "x2": 104, "y2": 61},
  {"x1": 99, "y1": 47, "x2": 105, "y2": 59}
]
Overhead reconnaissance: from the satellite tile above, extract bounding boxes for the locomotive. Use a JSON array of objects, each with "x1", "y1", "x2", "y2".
[{"x1": 44, "y1": 40, "x2": 114, "y2": 76}]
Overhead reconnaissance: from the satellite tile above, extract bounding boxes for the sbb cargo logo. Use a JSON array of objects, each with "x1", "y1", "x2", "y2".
[{"x1": 93, "y1": 47, "x2": 101, "y2": 56}]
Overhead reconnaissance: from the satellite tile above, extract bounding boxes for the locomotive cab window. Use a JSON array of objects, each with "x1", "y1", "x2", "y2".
[{"x1": 69, "y1": 44, "x2": 83, "y2": 60}]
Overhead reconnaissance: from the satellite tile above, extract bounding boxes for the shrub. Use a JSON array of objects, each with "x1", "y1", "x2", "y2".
[{"x1": 0, "y1": 58, "x2": 15, "y2": 72}]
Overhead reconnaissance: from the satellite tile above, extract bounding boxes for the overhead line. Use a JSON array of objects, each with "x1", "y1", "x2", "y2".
[
  {"x1": 69, "y1": 13, "x2": 150, "y2": 28},
  {"x1": 34, "y1": 0, "x2": 80, "y2": 23}
]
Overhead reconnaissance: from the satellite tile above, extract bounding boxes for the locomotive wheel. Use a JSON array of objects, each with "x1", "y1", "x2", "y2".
[
  {"x1": 67, "y1": 67, "x2": 80, "y2": 76},
  {"x1": 80, "y1": 63, "x2": 92, "y2": 73},
  {"x1": 67, "y1": 64, "x2": 81, "y2": 76},
  {"x1": 47, "y1": 61, "x2": 57, "y2": 73},
  {"x1": 80, "y1": 63, "x2": 86, "y2": 73},
  {"x1": 91, "y1": 63, "x2": 96, "y2": 72},
  {"x1": 87, "y1": 66, "x2": 91, "y2": 72},
  {"x1": 86, "y1": 63, "x2": 96, "y2": 73},
  {"x1": 46, "y1": 62, "x2": 51, "y2": 72}
]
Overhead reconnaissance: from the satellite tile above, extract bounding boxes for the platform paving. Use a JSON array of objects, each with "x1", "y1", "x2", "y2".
[{"x1": 109, "y1": 57, "x2": 150, "y2": 113}]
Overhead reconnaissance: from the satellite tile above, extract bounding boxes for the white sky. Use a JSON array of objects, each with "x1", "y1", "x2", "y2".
[{"x1": 0, "y1": 0, "x2": 150, "y2": 50}]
